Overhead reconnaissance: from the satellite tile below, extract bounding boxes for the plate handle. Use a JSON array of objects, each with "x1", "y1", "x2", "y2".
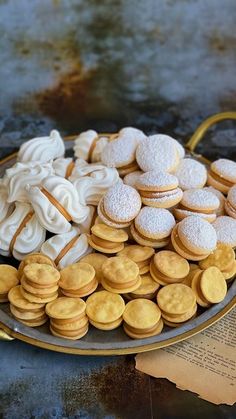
[
  {"x1": 186, "y1": 111, "x2": 236, "y2": 152},
  {"x1": 0, "y1": 328, "x2": 14, "y2": 341}
]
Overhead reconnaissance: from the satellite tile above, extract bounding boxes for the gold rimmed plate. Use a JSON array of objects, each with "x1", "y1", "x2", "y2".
[{"x1": 0, "y1": 113, "x2": 236, "y2": 354}]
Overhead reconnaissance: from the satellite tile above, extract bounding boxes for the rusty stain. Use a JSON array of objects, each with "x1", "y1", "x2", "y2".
[
  {"x1": 60, "y1": 356, "x2": 151, "y2": 418},
  {"x1": 208, "y1": 32, "x2": 236, "y2": 53}
]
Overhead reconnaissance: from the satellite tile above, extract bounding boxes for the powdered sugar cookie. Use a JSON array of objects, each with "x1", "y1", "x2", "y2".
[
  {"x1": 174, "y1": 189, "x2": 220, "y2": 223},
  {"x1": 212, "y1": 216, "x2": 236, "y2": 248},
  {"x1": 174, "y1": 158, "x2": 207, "y2": 190},
  {"x1": 207, "y1": 159, "x2": 236, "y2": 194}
]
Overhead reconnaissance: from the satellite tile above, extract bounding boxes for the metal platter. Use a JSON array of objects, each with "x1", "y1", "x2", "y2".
[{"x1": 0, "y1": 125, "x2": 235, "y2": 355}]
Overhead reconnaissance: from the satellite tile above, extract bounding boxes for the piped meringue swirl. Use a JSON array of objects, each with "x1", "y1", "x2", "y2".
[{"x1": 18, "y1": 130, "x2": 65, "y2": 163}]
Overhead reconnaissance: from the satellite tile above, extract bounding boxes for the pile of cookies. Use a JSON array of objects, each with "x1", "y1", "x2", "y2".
[{"x1": 0, "y1": 126, "x2": 235, "y2": 341}]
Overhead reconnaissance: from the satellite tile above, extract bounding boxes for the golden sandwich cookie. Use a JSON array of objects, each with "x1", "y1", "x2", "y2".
[
  {"x1": 150, "y1": 251, "x2": 190, "y2": 286},
  {"x1": 191, "y1": 269, "x2": 210, "y2": 308},
  {"x1": 59, "y1": 262, "x2": 98, "y2": 298},
  {"x1": 123, "y1": 299, "x2": 163, "y2": 339},
  {"x1": 101, "y1": 256, "x2": 141, "y2": 294},
  {"x1": 157, "y1": 283, "x2": 197, "y2": 315},
  {"x1": 124, "y1": 273, "x2": 160, "y2": 300},
  {"x1": 18, "y1": 253, "x2": 56, "y2": 280},
  {"x1": 117, "y1": 244, "x2": 154, "y2": 274},
  {"x1": 0, "y1": 265, "x2": 19, "y2": 302},
  {"x1": 86, "y1": 290, "x2": 125, "y2": 330},
  {"x1": 199, "y1": 243, "x2": 235, "y2": 273},
  {"x1": 88, "y1": 223, "x2": 128, "y2": 254},
  {"x1": 79, "y1": 253, "x2": 108, "y2": 283}
]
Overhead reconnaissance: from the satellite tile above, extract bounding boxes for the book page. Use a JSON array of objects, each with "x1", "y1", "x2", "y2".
[{"x1": 136, "y1": 308, "x2": 236, "y2": 405}]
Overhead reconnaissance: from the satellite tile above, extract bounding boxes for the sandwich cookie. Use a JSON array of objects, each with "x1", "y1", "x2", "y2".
[
  {"x1": 73, "y1": 130, "x2": 109, "y2": 163},
  {"x1": 117, "y1": 244, "x2": 154, "y2": 274},
  {"x1": 5, "y1": 161, "x2": 54, "y2": 203},
  {"x1": 199, "y1": 243, "x2": 235, "y2": 274},
  {"x1": 124, "y1": 273, "x2": 160, "y2": 300},
  {"x1": 150, "y1": 251, "x2": 190, "y2": 286},
  {"x1": 86, "y1": 290, "x2": 125, "y2": 330},
  {"x1": 123, "y1": 170, "x2": 143, "y2": 189},
  {"x1": 174, "y1": 189, "x2": 220, "y2": 223},
  {"x1": 174, "y1": 158, "x2": 207, "y2": 191},
  {"x1": 192, "y1": 267, "x2": 227, "y2": 306},
  {"x1": 46, "y1": 297, "x2": 88, "y2": 340},
  {"x1": 26, "y1": 175, "x2": 89, "y2": 234},
  {"x1": 123, "y1": 299, "x2": 163, "y2": 339},
  {"x1": 212, "y1": 216, "x2": 236, "y2": 248},
  {"x1": 88, "y1": 223, "x2": 128, "y2": 254},
  {"x1": 207, "y1": 159, "x2": 236, "y2": 194},
  {"x1": 131, "y1": 207, "x2": 176, "y2": 248},
  {"x1": 18, "y1": 130, "x2": 65, "y2": 163},
  {"x1": 9, "y1": 286, "x2": 47, "y2": 327},
  {"x1": 18, "y1": 253, "x2": 56, "y2": 280},
  {"x1": 171, "y1": 216, "x2": 217, "y2": 261},
  {"x1": 79, "y1": 253, "x2": 108, "y2": 283},
  {"x1": 0, "y1": 265, "x2": 19, "y2": 302},
  {"x1": 157, "y1": 283, "x2": 197, "y2": 325},
  {"x1": 21, "y1": 263, "x2": 60, "y2": 304},
  {"x1": 136, "y1": 135, "x2": 180, "y2": 173},
  {"x1": 0, "y1": 202, "x2": 46, "y2": 260},
  {"x1": 225, "y1": 185, "x2": 236, "y2": 219},
  {"x1": 59, "y1": 262, "x2": 98, "y2": 298},
  {"x1": 41, "y1": 226, "x2": 92, "y2": 269},
  {"x1": 101, "y1": 256, "x2": 141, "y2": 294},
  {"x1": 136, "y1": 171, "x2": 183, "y2": 208},
  {"x1": 101, "y1": 136, "x2": 139, "y2": 177},
  {"x1": 98, "y1": 183, "x2": 142, "y2": 228},
  {"x1": 0, "y1": 180, "x2": 13, "y2": 223},
  {"x1": 190, "y1": 269, "x2": 211, "y2": 308},
  {"x1": 118, "y1": 127, "x2": 147, "y2": 144},
  {"x1": 203, "y1": 186, "x2": 226, "y2": 216}
]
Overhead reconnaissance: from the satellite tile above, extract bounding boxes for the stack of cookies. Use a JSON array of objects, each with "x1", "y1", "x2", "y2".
[
  {"x1": 117, "y1": 245, "x2": 154, "y2": 274},
  {"x1": 88, "y1": 224, "x2": 128, "y2": 253},
  {"x1": 46, "y1": 297, "x2": 89, "y2": 340},
  {"x1": 20, "y1": 263, "x2": 60, "y2": 304},
  {"x1": 191, "y1": 267, "x2": 227, "y2": 308},
  {"x1": 157, "y1": 284, "x2": 197, "y2": 327},
  {"x1": 80, "y1": 253, "x2": 108, "y2": 283},
  {"x1": 0, "y1": 265, "x2": 19, "y2": 302},
  {"x1": 59, "y1": 263, "x2": 98, "y2": 297},
  {"x1": 150, "y1": 250, "x2": 190, "y2": 286},
  {"x1": 9, "y1": 285, "x2": 47, "y2": 327},
  {"x1": 123, "y1": 299, "x2": 163, "y2": 339},
  {"x1": 86, "y1": 290, "x2": 125, "y2": 330},
  {"x1": 101, "y1": 256, "x2": 141, "y2": 293}
]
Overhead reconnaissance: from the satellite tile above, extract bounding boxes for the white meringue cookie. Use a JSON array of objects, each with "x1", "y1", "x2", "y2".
[
  {"x1": 26, "y1": 175, "x2": 89, "y2": 233},
  {"x1": 41, "y1": 226, "x2": 92, "y2": 269},
  {"x1": 52, "y1": 157, "x2": 73, "y2": 178},
  {"x1": 5, "y1": 161, "x2": 54, "y2": 203},
  {"x1": 73, "y1": 130, "x2": 109, "y2": 162},
  {"x1": 0, "y1": 202, "x2": 46, "y2": 260},
  {"x1": 18, "y1": 130, "x2": 65, "y2": 163},
  {"x1": 70, "y1": 160, "x2": 120, "y2": 205},
  {"x1": 0, "y1": 180, "x2": 14, "y2": 222},
  {"x1": 77, "y1": 205, "x2": 96, "y2": 234}
]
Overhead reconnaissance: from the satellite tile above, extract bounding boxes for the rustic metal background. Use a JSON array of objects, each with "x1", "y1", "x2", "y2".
[{"x1": 0, "y1": 0, "x2": 236, "y2": 417}]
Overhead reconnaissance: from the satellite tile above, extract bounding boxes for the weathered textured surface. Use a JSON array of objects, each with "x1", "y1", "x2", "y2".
[
  {"x1": 0, "y1": 0, "x2": 236, "y2": 159},
  {"x1": 0, "y1": 0, "x2": 236, "y2": 418}
]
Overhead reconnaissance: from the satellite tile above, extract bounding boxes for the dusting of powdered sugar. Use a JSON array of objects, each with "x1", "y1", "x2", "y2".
[
  {"x1": 178, "y1": 216, "x2": 217, "y2": 251},
  {"x1": 136, "y1": 136, "x2": 179, "y2": 172},
  {"x1": 135, "y1": 207, "x2": 176, "y2": 238},
  {"x1": 123, "y1": 170, "x2": 143, "y2": 188},
  {"x1": 211, "y1": 159, "x2": 236, "y2": 182},
  {"x1": 149, "y1": 134, "x2": 185, "y2": 159},
  {"x1": 101, "y1": 137, "x2": 138, "y2": 168},
  {"x1": 227, "y1": 185, "x2": 236, "y2": 206},
  {"x1": 174, "y1": 158, "x2": 207, "y2": 190},
  {"x1": 104, "y1": 183, "x2": 142, "y2": 221},
  {"x1": 137, "y1": 170, "x2": 178, "y2": 189},
  {"x1": 181, "y1": 189, "x2": 220, "y2": 209},
  {"x1": 212, "y1": 215, "x2": 236, "y2": 246}
]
